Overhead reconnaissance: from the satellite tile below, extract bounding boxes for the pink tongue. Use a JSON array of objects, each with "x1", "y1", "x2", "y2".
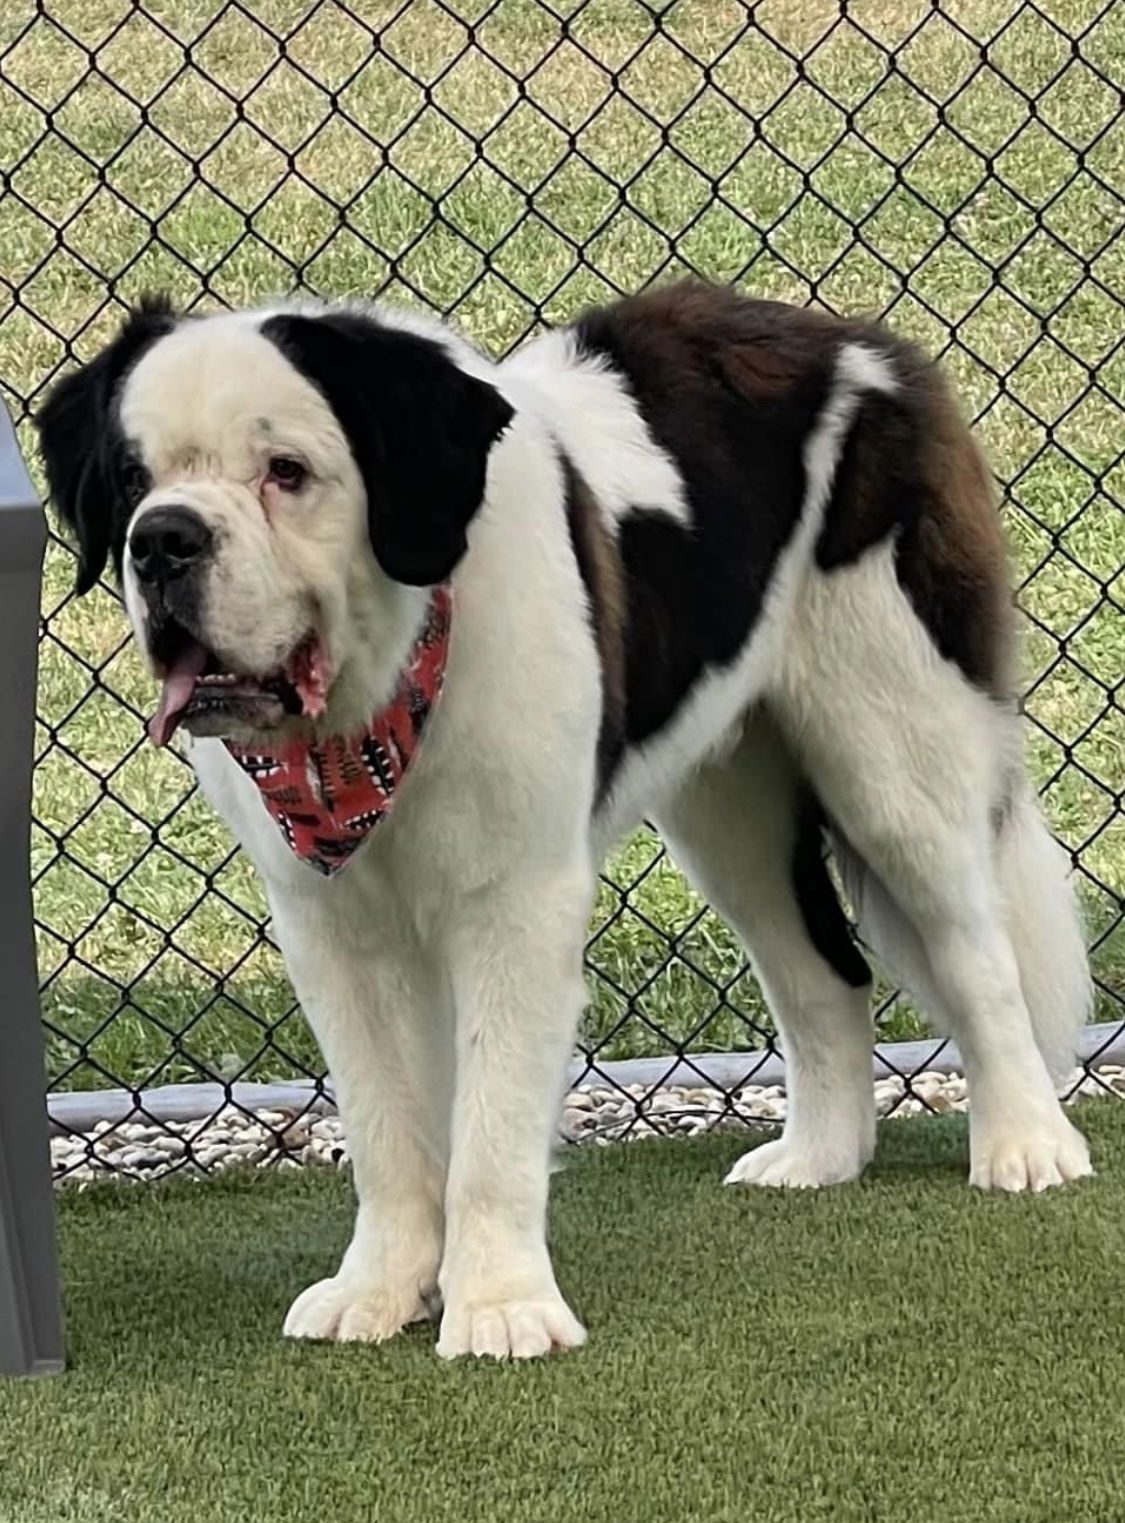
[
  {"x1": 148, "y1": 641, "x2": 208, "y2": 747},
  {"x1": 288, "y1": 637, "x2": 329, "y2": 720}
]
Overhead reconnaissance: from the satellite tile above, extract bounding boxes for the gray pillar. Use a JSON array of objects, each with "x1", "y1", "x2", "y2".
[{"x1": 0, "y1": 399, "x2": 64, "y2": 1378}]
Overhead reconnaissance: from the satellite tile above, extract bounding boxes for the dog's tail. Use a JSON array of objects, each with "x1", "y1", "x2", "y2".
[
  {"x1": 991, "y1": 778, "x2": 1090, "y2": 1085},
  {"x1": 836, "y1": 774, "x2": 1089, "y2": 1090}
]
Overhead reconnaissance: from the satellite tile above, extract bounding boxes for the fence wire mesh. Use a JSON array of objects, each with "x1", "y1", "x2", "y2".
[{"x1": 1, "y1": 0, "x2": 1122, "y2": 1178}]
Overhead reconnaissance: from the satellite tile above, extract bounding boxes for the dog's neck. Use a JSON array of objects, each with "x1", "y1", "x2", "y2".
[
  {"x1": 224, "y1": 585, "x2": 452, "y2": 875},
  {"x1": 315, "y1": 569, "x2": 436, "y2": 741}
]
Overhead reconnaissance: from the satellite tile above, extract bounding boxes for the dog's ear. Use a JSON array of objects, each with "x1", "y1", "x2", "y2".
[
  {"x1": 36, "y1": 294, "x2": 176, "y2": 595},
  {"x1": 261, "y1": 310, "x2": 513, "y2": 586}
]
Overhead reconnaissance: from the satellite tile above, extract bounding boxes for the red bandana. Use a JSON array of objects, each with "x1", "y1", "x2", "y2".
[{"x1": 225, "y1": 587, "x2": 451, "y2": 876}]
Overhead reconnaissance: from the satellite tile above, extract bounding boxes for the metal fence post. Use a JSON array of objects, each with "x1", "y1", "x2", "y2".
[{"x1": 0, "y1": 399, "x2": 63, "y2": 1378}]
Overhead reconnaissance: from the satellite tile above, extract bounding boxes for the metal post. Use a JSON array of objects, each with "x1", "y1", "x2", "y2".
[{"x1": 0, "y1": 398, "x2": 64, "y2": 1378}]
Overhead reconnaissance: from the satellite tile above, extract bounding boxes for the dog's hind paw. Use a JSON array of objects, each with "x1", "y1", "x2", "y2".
[{"x1": 725, "y1": 1133, "x2": 871, "y2": 1189}]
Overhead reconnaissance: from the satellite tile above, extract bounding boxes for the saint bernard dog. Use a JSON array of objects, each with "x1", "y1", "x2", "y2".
[{"x1": 38, "y1": 279, "x2": 1092, "y2": 1359}]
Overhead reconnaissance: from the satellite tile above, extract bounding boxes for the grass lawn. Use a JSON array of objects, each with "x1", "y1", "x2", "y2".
[
  {"x1": 0, "y1": 0, "x2": 1121, "y2": 1089},
  {"x1": 4, "y1": 1102, "x2": 1125, "y2": 1522}
]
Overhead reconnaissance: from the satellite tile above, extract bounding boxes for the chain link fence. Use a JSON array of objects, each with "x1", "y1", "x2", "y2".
[{"x1": 1, "y1": 0, "x2": 1122, "y2": 1177}]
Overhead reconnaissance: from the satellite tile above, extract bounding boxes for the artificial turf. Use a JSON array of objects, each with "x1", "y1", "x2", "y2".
[{"x1": 4, "y1": 1104, "x2": 1125, "y2": 1523}]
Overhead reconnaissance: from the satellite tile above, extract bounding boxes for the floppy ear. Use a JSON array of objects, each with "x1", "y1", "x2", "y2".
[
  {"x1": 36, "y1": 294, "x2": 176, "y2": 594},
  {"x1": 261, "y1": 310, "x2": 513, "y2": 586}
]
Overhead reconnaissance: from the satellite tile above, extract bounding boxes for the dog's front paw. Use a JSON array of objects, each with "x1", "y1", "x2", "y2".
[
  {"x1": 969, "y1": 1109, "x2": 1092, "y2": 1193},
  {"x1": 436, "y1": 1288, "x2": 586, "y2": 1360},
  {"x1": 284, "y1": 1272, "x2": 435, "y2": 1344}
]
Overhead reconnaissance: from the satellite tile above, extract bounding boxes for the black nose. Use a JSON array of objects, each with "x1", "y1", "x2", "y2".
[{"x1": 129, "y1": 506, "x2": 213, "y2": 586}]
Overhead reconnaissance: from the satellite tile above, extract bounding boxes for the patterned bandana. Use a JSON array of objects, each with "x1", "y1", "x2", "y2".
[{"x1": 224, "y1": 587, "x2": 452, "y2": 876}]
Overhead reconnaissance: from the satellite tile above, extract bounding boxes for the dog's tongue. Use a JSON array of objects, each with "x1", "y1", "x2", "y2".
[
  {"x1": 287, "y1": 636, "x2": 329, "y2": 720},
  {"x1": 148, "y1": 641, "x2": 208, "y2": 747}
]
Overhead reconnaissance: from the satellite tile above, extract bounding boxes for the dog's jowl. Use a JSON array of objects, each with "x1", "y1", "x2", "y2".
[{"x1": 38, "y1": 279, "x2": 1092, "y2": 1359}]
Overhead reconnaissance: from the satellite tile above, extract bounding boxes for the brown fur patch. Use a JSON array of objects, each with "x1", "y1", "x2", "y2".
[
  {"x1": 814, "y1": 335, "x2": 1012, "y2": 700},
  {"x1": 587, "y1": 278, "x2": 858, "y2": 403},
  {"x1": 560, "y1": 452, "x2": 627, "y2": 798},
  {"x1": 909, "y1": 372, "x2": 1013, "y2": 701},
  {"x1": 573, "y1": 277, "x2": 1013, "y2": 733}
]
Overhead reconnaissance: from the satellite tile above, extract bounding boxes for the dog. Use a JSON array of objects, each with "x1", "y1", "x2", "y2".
[{"x1": 37, "y1": 278, "x2": 1092, "y2": 1358}]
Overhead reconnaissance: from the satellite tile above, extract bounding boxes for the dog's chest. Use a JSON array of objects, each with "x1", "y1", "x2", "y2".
[{"x1": 188, "y1": 732, "x2": 493, "y2": 936}]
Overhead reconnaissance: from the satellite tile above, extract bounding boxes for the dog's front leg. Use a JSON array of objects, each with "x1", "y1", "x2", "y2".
[
  {"x1": 271, "y1": 891, "x2": 451, "y2": 1345},
  {"x1": 436, "y1": 865, "x2": 592, "y2": 1360}
]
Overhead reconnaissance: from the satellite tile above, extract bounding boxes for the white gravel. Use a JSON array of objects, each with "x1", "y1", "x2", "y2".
[{"x1": 49, "y1": 1065, "x2": 1125, "y2": 1186}]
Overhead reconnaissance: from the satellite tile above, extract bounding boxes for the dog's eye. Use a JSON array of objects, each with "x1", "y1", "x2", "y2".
[
  {"x1": 121, "y1": 460, "x2": 149, "y2": 506},
  {"x1": 267, "y1": 456, "x2": 308, "y2": 492}
]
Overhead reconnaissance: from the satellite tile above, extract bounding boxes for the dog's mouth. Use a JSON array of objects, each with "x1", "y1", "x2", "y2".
[{"x1": 147, "y1": 619, "x2": 331, "y2": 747}]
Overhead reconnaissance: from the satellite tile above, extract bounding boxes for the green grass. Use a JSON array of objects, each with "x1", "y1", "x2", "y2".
[
  {"x1": 1, "y1": 0, "x2": 1121, "y2": 1087},
  {"x1": 5, "y1": 1103, "x2": 1125, "y2": 1522}
]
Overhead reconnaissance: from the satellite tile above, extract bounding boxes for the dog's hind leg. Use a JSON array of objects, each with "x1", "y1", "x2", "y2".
[
  {"x1": 656, "y1": 711, "x2": 877, "y2": 1189},
  {"x1": 770, "y1": 543, "x2": 1091, "y2": 1192}
]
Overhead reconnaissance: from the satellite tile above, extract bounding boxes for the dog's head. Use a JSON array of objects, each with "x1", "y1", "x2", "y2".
[{"x1": 37, "y1": 297, "x2": 512, "y2": 745}]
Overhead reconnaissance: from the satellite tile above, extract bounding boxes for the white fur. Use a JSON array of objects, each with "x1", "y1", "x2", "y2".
[
  {"x1": 996, "y1": 781, "x2": 1092, "y2": 1088},
  {"x1": 836, "y1": 341, "x2": 898, "y2": 395},
  {"x1": 107, "y1": 300, "x2": 1091, "y2": 1365},
  {"x1": 657, "y1": 712, "x2": 876, "y2": 1189},
  {"x1": 504, "y1": 329, "x2": 690, "y2": 527},
  {"x1": 769, "y1": 540, "x2": 1091, "y2": 1192}
]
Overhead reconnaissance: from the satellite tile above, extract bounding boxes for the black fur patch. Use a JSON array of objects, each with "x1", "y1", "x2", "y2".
[
  {"x1": 36, "y1": 295, "x2": 174, "y2": 593},
  {"x1": 261, "y1": 311, "x2": 513, "y2": 587},
  {"x1": 573, "y1": 285, "x2": 837, "y2": 748},
  {"x1": 792, "y1": 794, "x2": 871, "y2": 989}
]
